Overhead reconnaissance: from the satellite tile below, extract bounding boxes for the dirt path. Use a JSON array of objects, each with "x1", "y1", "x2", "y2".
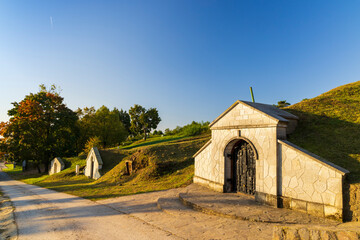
[
  {"x1": 0, "y1": 171, "x2": 274, "y2": 239},
  {"x1": 0, "y1": 172, "x2": 180, "y2": 240}
]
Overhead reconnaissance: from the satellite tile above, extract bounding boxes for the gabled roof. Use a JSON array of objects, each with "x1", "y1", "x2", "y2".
[
  {"x1": 52, "y1": 157, "x2": 65, "y2": 167},
  {"x1": 209, "y1": 100, "x2": 298, "y2": 127},
  {"x1": 89, "y1": 147, "x2": 103, "y2": 165}
]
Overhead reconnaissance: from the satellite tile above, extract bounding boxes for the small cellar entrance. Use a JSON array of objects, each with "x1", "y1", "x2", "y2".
[
  {"x1": 229, "y1": 140, "x2": 256, "y2": 195},
  {"x1": 90, "y1": 157, "x2": 94, "y2": 179}
]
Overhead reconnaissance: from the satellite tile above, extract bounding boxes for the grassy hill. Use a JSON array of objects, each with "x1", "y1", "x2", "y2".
[
  {"x1": 286, "y1": 81, "x2": 360, "y2": 183},
  {"x1": 4, "y1": 134, "x2": 210, "y2": 200},
  {"x1": 6, "y1": 81, "x2": 360, "y2": 198}
]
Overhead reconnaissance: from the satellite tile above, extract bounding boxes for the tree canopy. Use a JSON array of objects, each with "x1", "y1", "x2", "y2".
[
  {"x1": 274, "y1": 100, "x2": 291, "y2": 108},
  {"x1": 0, "y1": 84, "x2": 163, "y2": 171},
  {"x1": 115, "y1": 108, "x2": 131, "y2": 133},
  {"x1": 129, "y1": 104, "x2": 161, "y2": 140},
  {"x1": 0, "y1": 85, "x2": 78, "y2": 172},
  {"x1": 77, "y1": 106, "x2": 128, "y2": 149}
]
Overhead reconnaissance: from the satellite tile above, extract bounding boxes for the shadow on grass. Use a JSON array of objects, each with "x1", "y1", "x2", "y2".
[
  {"x1": 119, "y1": 136, "x2": 187, "y2": 150},
  {"x1": 98, "y1": 150, "x2": 129, "y2": 173},
  {"x1": 153, "y1": 158, "x2": 194, "y2": 177}
]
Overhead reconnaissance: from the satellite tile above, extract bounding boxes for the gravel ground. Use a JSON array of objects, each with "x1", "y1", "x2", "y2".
[{"x1": 0, "y1": 194, "x2": 17, "y2": 240}]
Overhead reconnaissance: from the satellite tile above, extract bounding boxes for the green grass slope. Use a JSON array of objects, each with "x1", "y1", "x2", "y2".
[
  {"x1": 5, "y1": 134, "x2": 210, "y2": 200},
  {"x1": 286, "y1": 81, "x2": 360, "y2": 183}
]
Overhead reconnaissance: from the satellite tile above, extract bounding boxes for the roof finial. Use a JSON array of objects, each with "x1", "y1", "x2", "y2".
[{"x1": 249, "y1": 87, "x2": 255, "y2": 103}]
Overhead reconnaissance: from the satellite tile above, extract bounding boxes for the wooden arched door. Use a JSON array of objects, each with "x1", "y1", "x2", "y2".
[
  {"x1": 231, "y1": 141, "x2": 256, "y2": 195},
  {"x1": 90, "y1": 157, "x2": 94, "y2": 179}
]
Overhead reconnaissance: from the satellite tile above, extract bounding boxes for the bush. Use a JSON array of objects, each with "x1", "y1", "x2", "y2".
[
  {"x1": 163, "y1": 121, "x2": 210, "y2": 137},
  {"x1": 181, "y1": 121, "x2": 210, "y2": 136},
  {"x1": 84, "y1": 136, "x2": 102, "y2": 154},
  {"x1": 152, "y1": 130, "x2": 163, "y2": 136}
]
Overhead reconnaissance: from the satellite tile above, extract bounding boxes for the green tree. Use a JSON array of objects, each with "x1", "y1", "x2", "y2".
[
  {"x1": 180, "y1": 121, "x2": 210, "y2": 136},
  {"x1": 75, "y1": 107, "x2": 96, "y2": 152},
  {"x1": 129, "y1": 104, "x2": 161, "y2": 140},
  {"x1": 77, "y1": 106, "x2": 128, "y2": 149},
  {"x1": 274, "y1": 100, "x2": 291, "y2": 108},
  {"x1": 84, "y1": 136, "x2": 102, "y2": 154},
  {"x1": 115, "y1": 108, "x2": 131, "y2": 133},
  {"x1": 0, "y1": 85, "x2": 78, "y2": 173}
]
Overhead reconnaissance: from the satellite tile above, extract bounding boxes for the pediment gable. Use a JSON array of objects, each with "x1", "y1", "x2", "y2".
[
  {"x1": 87, "y1": 147, "x2": 103, "y2": 165},
  {"x1": 209, "y1": 100, "x2": 298, "y2": 129},
  {"x1": 52, "y1": 157, "x2": 65, "y2": 167}
]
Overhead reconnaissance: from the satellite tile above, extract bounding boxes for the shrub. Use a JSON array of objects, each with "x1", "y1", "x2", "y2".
[
  {"x1": 84, "y1": 136, "x2": 102, "y2": 154},
  {"x1": 181, "y1": 121, "x2": 210, "y2": 136}
]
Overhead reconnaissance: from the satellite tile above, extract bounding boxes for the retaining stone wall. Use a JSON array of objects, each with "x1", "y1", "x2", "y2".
[
  {"x1": 344, "y1": 183, "x2": 360, "y2": 222},
  {"x1": 278, "y1": 140, "x2": 345, "y2": 219},
  {"x1": 273, "y1": 225, "x2": 360, "y2": 240}
]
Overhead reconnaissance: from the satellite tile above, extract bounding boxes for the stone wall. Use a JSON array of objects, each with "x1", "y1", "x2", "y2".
[
  {"x1": 273, "y1": 224, "x2": 360, "y2": 240},
  {"x1": 211, "y1": 102, "x2": 281, "y2": 199},
  {"x1": 278, "y1": 140, "x2": 348, "y2": 219},
  {"x1": 194, "y1": 126, "x2": 279, "y2": 199},
  {"x1": 194, "y1": 100, "x2": 351, "y2": 220},
  {"x1": 194, "y1": 140, "x2": 224, "y2": 191},
  {"x1": 210, "y1": 103, "x2": 278, "y2": 129}
]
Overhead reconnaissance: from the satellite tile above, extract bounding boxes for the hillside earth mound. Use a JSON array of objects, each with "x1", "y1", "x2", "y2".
[
  {"x1": 95, "y1": 136, "x2": 210, "y2": 193},
  {"x1": 286, "y1": 81, "x2": 360, "y2": 183},
  {"x1": 5, "y1": 134, "x2": 210, "y2": 200}
]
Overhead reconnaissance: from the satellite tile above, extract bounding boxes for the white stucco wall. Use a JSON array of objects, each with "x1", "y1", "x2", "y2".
[
  {"x1": 84, "y1": 147, "x2": 103, "y2": 180},
  {"x1": 49, "y1": 157, "x2": 65, "y2": 175},
  {"x1": 279, "y1": 140, "x2": 347, "y2": 209}
]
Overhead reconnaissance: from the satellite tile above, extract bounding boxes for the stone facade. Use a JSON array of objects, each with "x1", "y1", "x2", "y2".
[
  {"x1": 49, "y1": 157, "x2": 65, "y2": 175},
  {"x1": 278, "y1": 140, "x2": 347, "y2": 219},
  {"x1": 194, "y1": 100, "x2": 349, "y2": 220},
  {"x1": 84, "y1": 147, "x2": 103, "y2": 180}
]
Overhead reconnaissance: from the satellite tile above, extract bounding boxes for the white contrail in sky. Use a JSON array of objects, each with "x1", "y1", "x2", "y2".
[{"x1": 50, "y1": 16, "x2": 53, "y2": 29}]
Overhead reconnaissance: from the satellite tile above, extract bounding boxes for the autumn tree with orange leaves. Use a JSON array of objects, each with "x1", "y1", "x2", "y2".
[{"x1": 0, "y1": 85, "x2": 78, "y2": 173}]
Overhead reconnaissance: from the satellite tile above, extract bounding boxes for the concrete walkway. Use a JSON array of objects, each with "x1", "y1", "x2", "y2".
[
  {"x1": 0, "y1": 172, "x2": 180, "y2": 240},
  {"x1": 178, "y1": 184, "x2": 338, "y2": 225},
  {"x1": 1, "y1": 169, "x2": 357, "y2": 239},
  {"x1": 98, "y1": 188, "x2": 275, "y2": 239}
]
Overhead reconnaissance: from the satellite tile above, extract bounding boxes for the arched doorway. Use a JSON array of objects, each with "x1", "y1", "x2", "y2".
[
  {"x1": 90, "y1": 157, "x2": 94, "y2": 179},
  {"x1": 224, "y1": 138, "x2": 257, "y2": 195},
  {"x1": 54, "y1": 162, "x2": 58, "y2": 174}
]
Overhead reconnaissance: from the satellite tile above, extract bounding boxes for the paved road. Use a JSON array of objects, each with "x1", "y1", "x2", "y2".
[
  {"x1": 0, "y1": 172, "x2": 180, "y2": 240},
  {"x1": 0, "y1": 171, "x2": 273, "y2": 239}
]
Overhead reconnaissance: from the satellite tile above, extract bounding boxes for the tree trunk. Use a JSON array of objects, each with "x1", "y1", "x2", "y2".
[
  {"x1": 44, "y1": 161, "x2": 49, "y2": 173},
  {"x1": 44, "y1": 152, "x2": 50, "y2": 173},
  {"x1": 143, "y1": 128, "x2": 147, "y2": 141},
  {"x1": 36, "y1": 164, "x2": 41, "y2": 173}
]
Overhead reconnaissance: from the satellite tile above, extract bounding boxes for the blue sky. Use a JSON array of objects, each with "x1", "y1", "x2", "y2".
[{"x1": 1, "y1": 1, "x2": 360, "y2": 130}]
